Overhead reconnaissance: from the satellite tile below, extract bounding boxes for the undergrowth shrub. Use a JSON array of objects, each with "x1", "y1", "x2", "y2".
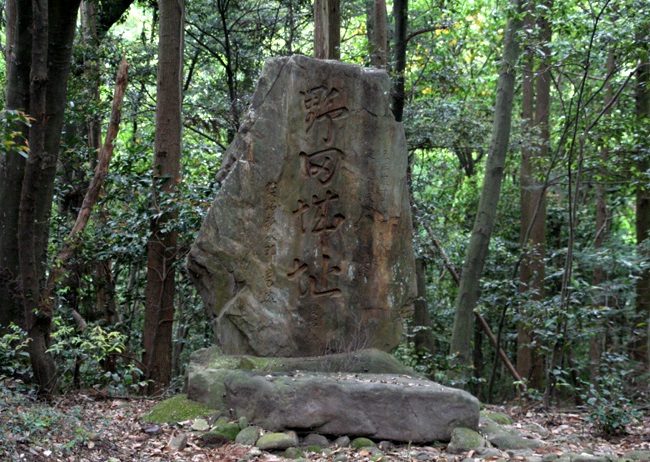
[
  {"x1": 0, "y1": 384, "x2": 99, "y2": 458},
  {"x1": 47, "y1": 316, "x2": 145, "y2": 393},
  {"x1": 579, "y1": 353, "x2": 643, "y2": 437},
  {"x1": 0, "y1": 324, "x2": 32, "y2": 386}
]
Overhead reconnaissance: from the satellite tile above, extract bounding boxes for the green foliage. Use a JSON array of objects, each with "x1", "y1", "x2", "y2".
[
  {"x1": 0, "y1": 385, "x2": 99, "y2": 458},
  {"x1": 580, "y1": 354, "x2": 643, "y2": 437},
  {"x1": 0, "y1": 324, "x2": 32, "y2": 386},
  {"x1": 46, "y1": 317, "x2": 143, "y2": 393},
  {"x1": 1, "y1": 109, "x2": 31, "y2": 159}
]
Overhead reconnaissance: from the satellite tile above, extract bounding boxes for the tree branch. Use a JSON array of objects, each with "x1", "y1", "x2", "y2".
[{"x1": 40, "y1": 58, "x2": 129, "y2": 320}]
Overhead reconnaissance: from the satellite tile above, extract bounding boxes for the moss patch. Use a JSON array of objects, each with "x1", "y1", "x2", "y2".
[
  {"x1": 144, "y1": 394, "x2": 212, "y2": 424},
  {"x1": 481, "y1": 410, "x2": 513, "y2": 425}
]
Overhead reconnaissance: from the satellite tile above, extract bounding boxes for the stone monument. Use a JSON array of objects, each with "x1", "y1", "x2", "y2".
[
  {"x1": 187, "y1": 55, "x2": 417, "y2": 357},
  {"x1": 185, "y1": 56, "x2": 480, "y2": 443}
]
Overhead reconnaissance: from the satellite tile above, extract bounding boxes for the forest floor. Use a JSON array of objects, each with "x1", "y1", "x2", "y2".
[{"x1": 3, "y1": 388, "x2": 649, "y2": 462}]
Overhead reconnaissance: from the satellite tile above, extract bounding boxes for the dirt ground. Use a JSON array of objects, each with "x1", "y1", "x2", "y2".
[{"x1": 4, "y1": 391, "x2": 649, "y2": 462}]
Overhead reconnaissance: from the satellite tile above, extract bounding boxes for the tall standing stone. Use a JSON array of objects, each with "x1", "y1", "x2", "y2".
[{"x1": 187, "y1": 55, "x2": 416, "y2": 357}]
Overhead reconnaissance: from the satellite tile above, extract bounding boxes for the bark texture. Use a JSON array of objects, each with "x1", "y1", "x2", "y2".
[
  {"x1": 20, "y1": 0, "x2": 56, "y2": 393},
  {"x1": 370, "y1": 0, "x2": 387, "y2": 68},
  {"x1": 314, "y1": 0, "x2": 340, "y2": 59},
  {"x1": 392, "y1": 0, "x2": 408, "y2": 122},
  {"x1": 449, "y1": 0, "x2": 525, "y2": 366},
  {"x1": 0, "y1": 0, "x2": 31, "y2": 330},
  {"x1": 517, "y1": 0, "x2": 551, "y2": 390},
  {"x1": 143, "y1": 0, "x2": 185, "y2": 394},
  {"x1": 635, "y1": 21, "x2": 650, "y2": 369}
]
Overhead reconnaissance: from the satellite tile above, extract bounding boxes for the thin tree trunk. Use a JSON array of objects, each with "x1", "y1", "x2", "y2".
[
  {"x1": 634, "y1": 20, "x2": 650, "y2": 369},
  {"x1": 590, "y1": 49, "x2": 616, "y2": 383},
  {"x1": 449, "y1": 0, "x2": 525, "y2": 367},
  {"x1": 314, "y1": 0, "x2": 340, "y2": 59},
  {"x1": 417, "y1": 208, "x2": 522, "y2": 383},
  {"x1": 34, "y1": 0, "x2": 82, "y2": 282},
  {"x1": 517, "y1": 0, "x2": 551, "y2": 391},
  {"x1": 370, "y1": 0, "x2": 387, "y2": 68},
  {"x1": 392, "y1": 0, "x2": 408, "y2": 121},
  {"x1": 0, "y1": 0, "x2": 31, "y2": 331},
  {"x1": 143, "y1": 0, "x2": 184, "y2": 395},
  {"x1": 411, "y1": 259, "x2": 436, "y2": 353},
  {"x1": 40, "y1": 59, "x2": 129, "y2": 318}
]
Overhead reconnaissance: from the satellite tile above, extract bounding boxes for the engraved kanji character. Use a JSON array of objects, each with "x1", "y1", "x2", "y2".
[
  {"x1": 311, "y1": 191, "x2": 345, "y2": 234},
  {"x1": 309, "y1": 255, "x2": 342, "y2": 297},
  {"x1": 301, "y1": 86, "x2": 349, "y2": 144},
  {"x1": 292, "y1": 200, "x2": 310, "y2": 233},
  {"x1": 287, "y1": 258, "x2": 309, "y2": 296},
  {"x1": 299, "y1": 148, "x2": 342, "y2": 185}
]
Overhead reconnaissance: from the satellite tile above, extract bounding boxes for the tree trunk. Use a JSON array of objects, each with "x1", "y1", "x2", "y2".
[
  {"x1": 20, "y1": 0, "x2": 57, "y2": 394},
  {"x1": 449, "y1": 0, "x2": 525, "y2": 367},
  {"x1": 412, "y1": 259, "x2": 436, "y2": 353},
  {"x1": 314, "y1": 0, "x2": 340, "y2": 59},
  {"x1": 0, "y1": 0, "x2": 86, "y2": 388},
  {"x1": 143, "y1": 0, "x2": 184, "y2": 395},
  {"x1": 0, "y1": 0, "x2": 31, "y2": 331},
  {"x1": 370, "y1": 0, "x2": 387, "y2": 68},
  {"x1": 392, "y1": 0, "x2": 408, "y2": 122},
  {"x1": 634, "y1": 21, "x2": 650, "y2": 369},
  {"x1": 35, "y1": 0, "x2": 83, "y2": 281},
  {"x1": 517, "y1": 0, "x2": 551, "y2": 391},
  {"x1": 40, "y1": 59, "x2": 129, "y2": 324},
  {"x1": 590, "y1": 49, "x2": 616, "y2": 383}
]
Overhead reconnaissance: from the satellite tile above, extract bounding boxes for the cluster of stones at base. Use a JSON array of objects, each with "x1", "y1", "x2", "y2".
[{"x1": 157, "y1": 405, "x2": 648, "y2": 462}]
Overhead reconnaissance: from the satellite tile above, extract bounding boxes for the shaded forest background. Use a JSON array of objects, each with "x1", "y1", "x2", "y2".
[{"x1": 0, "y1": 0, "x2": 648, "y2": 437}]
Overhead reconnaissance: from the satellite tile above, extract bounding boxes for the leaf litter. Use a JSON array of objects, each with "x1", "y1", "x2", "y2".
[{"x1": 1, "y1": 391, "x2": 648, "y2": 461}]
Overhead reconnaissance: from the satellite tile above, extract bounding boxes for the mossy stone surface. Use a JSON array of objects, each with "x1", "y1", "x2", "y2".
[
  {"x1": 144, "y1": 394, "x2": 212, "y2": 424},
  {"x1": 481, "y1": 410, "x2": 513, "y2": 425},
  {"x1": 256, "y1": 432, "x2": 299, "y2": 451},
  {"x1": 351, "y1": 437, "x2": 376, "y2": 448},
  {"x1": 446, "y1": 427, "x2": 485, "y2": 454},
  {"x1": 235, "y1": 425, "x2": 261, "y2": 446},
  {"x1": 284, "y1": 447, "x2": 305, "y2": 459},
  {"x1": 211, "y1": 417, "x2": 241, "y2": 441}
]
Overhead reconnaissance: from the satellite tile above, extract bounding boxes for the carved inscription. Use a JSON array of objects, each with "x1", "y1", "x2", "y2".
[
  {"x1": 288, "y1": 257, "x2": 342, "y2": 297},
  {"x1": 289, "y1": 86, "x2": 349, "y2": 299},
  {"x1": 299, "y1": 148, "x2": 342, "y2": 185},
  {"x1": 301, "y1": 86, "x2": 349, "y2": 144},
  {"x1": 292, "y1": 191, "x2": 345, "y2": 235}
]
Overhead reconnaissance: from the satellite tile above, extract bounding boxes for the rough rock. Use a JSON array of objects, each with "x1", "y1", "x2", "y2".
[
  {"x1": 167, "y1": 433, "x2": 188, "y2": 451},
  {"x1": 480, "y1": 416, "x2": 544, "y2": 450},
  {"x1": 191, "y1": 418, "x2": 209, "y2": 431},
  {"x1": 185, "y1": 347, "x2": 418, "y2": 410},
  {"x1": 351, "y1": 437, "x2": 376, "y2": 448},
  {"x1": 284, "y1": 447, "x2": 305, "y2": 459},
  {"x1": 256, "y1": 431, "x2": 299, "y2": 451},
  {"x1": 144, "y1": 394, "x2": 211, "y2": 424},
  {"x1": 224, "y1": 370, "x2": 480, "y2": 443},
  {"x1": 302, "y1": 433, "x2": 330, "y2": 448},
  {"x1": 210, "y1": 417, "x2": 240, "y2": 440},
  {"x1": 446, "y1": 427, "x2": 485, "y2": 454},
  {"x1": 480, "y1": 410, "x2": 513, "y2": 425},
  {"x1": 235, "y1": 426, "x2": 262, "y2": 446},
  {"x1": 187, "y1": 55, "x2": 416, "y2": 357},
  {"x1": 624, "y1": 451, "x2": 650, "y2": 461},
  {"x1": 199, "y1": 432, "x2": 231, "y2": 447}
]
